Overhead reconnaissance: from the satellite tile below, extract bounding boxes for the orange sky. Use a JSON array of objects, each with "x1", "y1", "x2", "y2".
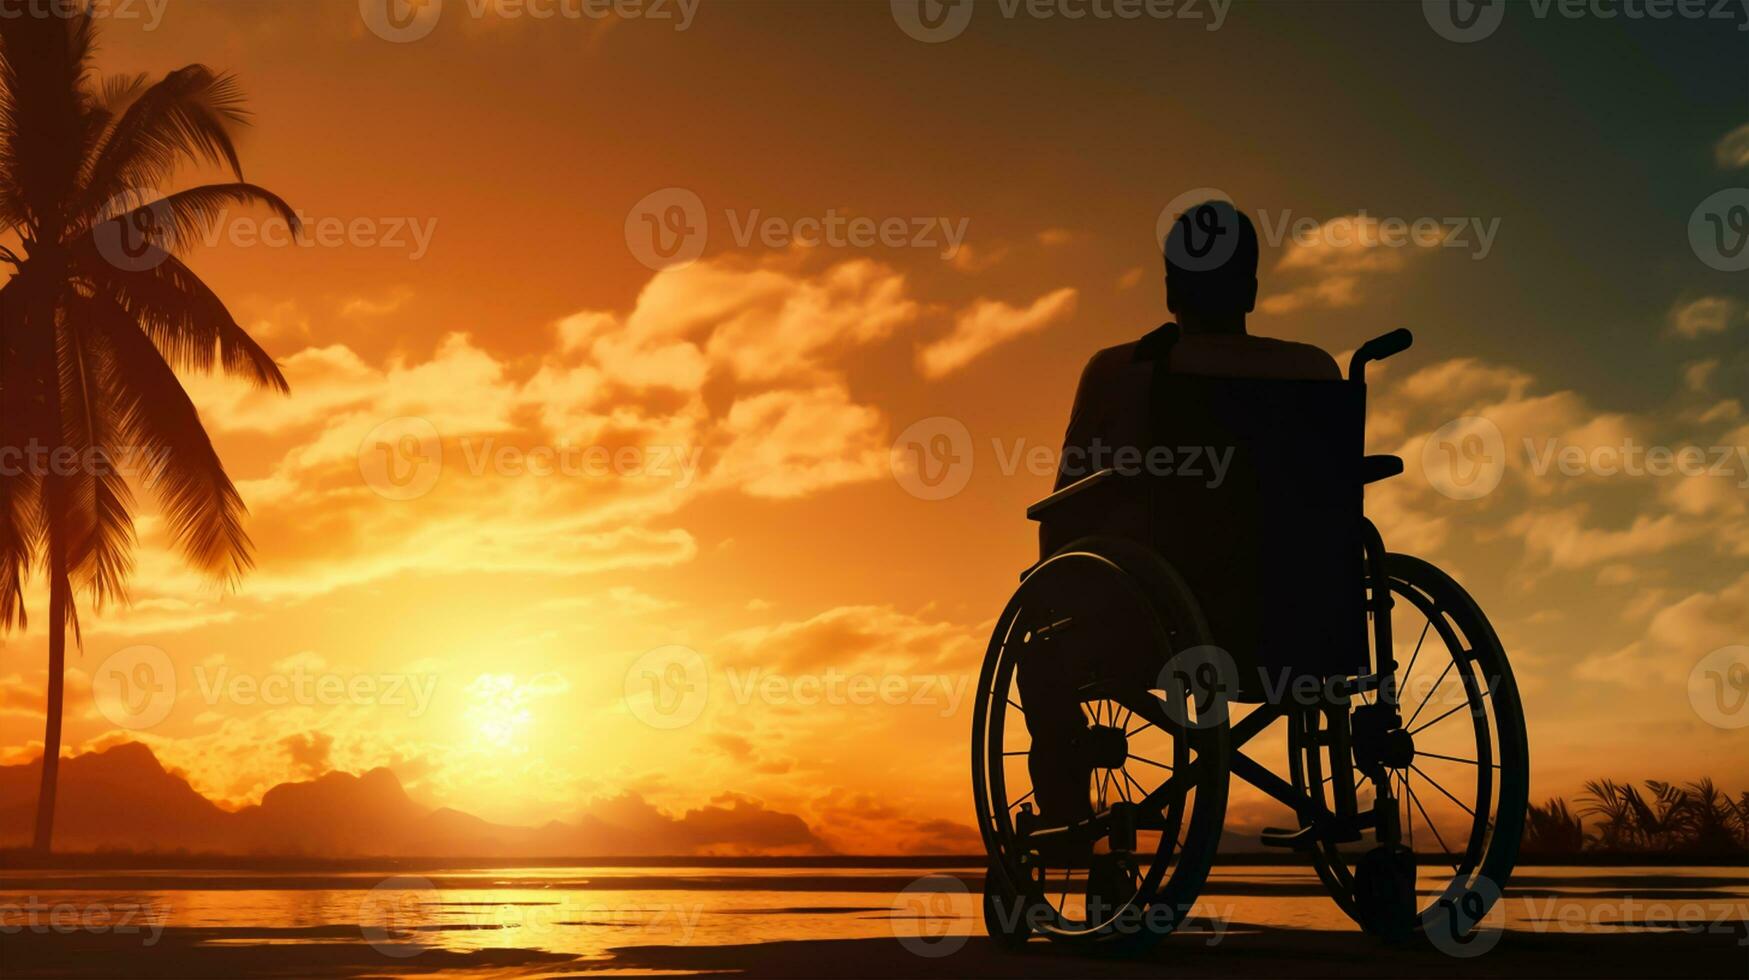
[{"x1": 1, "y1": 1, "x2": 1746, "y2": 853}]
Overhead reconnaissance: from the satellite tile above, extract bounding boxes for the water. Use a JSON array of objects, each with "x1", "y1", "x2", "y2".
[{"x1": 3, "y1": 865, "x2": 1745, "y2": 976}]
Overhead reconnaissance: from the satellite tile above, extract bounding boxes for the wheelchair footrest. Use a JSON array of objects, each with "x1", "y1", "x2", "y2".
[{"x1": 1260, "y1": 820, "x2": 1364, "y2": 850}]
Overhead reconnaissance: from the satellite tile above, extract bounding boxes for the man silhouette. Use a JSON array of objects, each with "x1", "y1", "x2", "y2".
[
  {"x1": 1053, "y1": 200, "x2": 1339, "y2": 496},
  {"x1": 1022, "y1": 200, "x2": 1341, "y2": 827}
]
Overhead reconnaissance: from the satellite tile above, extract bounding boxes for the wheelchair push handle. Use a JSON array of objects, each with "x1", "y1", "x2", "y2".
[{"x1": 1348, "y1": 328, "x2": 1413, "y2": 383}]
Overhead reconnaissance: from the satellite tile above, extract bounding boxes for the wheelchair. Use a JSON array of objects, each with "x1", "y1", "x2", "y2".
[{"x1": 970, "y1": 328, "x2": 1529, "y2": 953}]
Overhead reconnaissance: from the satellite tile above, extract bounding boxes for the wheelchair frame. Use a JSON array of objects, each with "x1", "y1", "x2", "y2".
[{"x1": 973, "y1": 329, "x2": 1529, "y2": 948}]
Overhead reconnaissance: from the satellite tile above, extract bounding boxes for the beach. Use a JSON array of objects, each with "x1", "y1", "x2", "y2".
[{"x1": 2, "y1": 864, "x2": 1745, "y2": 978}]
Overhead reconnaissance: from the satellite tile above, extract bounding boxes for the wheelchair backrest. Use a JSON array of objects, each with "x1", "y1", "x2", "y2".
[{"x1": 1143, "y1": 373, "x2": 1369, "y2": 700}]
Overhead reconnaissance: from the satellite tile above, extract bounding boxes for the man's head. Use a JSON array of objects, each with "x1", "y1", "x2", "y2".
[{"x1": 1163, "y1": 200, "x2": 1259, "y2": 320}]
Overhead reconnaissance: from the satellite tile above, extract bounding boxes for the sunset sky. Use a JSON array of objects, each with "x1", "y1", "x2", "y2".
[{"x1": 1, "y1": 1, "x2": 1745, "y2": 853}]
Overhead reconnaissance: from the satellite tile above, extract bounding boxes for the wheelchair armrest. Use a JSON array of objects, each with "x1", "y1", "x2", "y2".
[
  {"x1": 1026, "y1": 468, "x2": 1120, "y2": 523},
  {"x1": 1363, "y1": 454, "x2": 1404, "y2": 484}
]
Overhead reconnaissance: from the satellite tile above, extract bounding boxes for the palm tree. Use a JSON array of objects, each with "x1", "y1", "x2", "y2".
[
  {"x1": 0, "y1": 12, "x2": 293, "y2": 852},
  {"x1": 1522, "y1": 798, "x2": 1585, "y2": 856}
]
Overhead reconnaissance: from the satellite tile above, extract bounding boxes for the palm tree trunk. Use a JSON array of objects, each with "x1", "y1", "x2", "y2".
[{"x1": 32, "y1": 540, "x2": 67, "y2": 854}]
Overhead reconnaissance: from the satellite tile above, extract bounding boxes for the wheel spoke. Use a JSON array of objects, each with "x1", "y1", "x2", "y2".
[
  {"x1": 1400, "y1": 619, "x2": 1433, "y2": 690},
  {"x1": 1408, "y1": 700, "x2": 1470, "y2": 737},
  {"x1": 1008, "y1": 789, "x2": 1035, "y2": 811},
  {"x1": 1125, "y1": 720, "x2": 1154, "y2": 737},
  {"x1": 1405, "y1": 777, "x2": 1461, "y2": 873},
  {"x1": 1128, "y1": 753, "x2": 1172, "y2": 771},
  {"x1": 1406, "y1": 659, "x2": 1454, "y2": 729},
  {"x1": 1418, "y1": 750, "x2": 1496, "y2": 769},
  {"x1": 1007, "y1": 696, "x2": 1024, "y2": 712},
  {"x1": 1001, "y1": 750, "x2": 1029, "y2": 756},
  {"x1": 1122, "y1": 768, "x2": 1148, "y2": 798},
  {"x1": 1410, "y1": 763, "x2": 1476, "y2": 818}
]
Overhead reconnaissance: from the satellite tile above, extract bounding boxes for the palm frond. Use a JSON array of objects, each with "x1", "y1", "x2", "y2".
[
  {"x1": 78, "y1": 181, "x2": 298, "y2": 257},
  {"x1": 0, "y1": 8, "x2": 98, "y2": 236},
  {"x1": 76, "y1": 65, "x2": 249, "y2": 221},
  {"x1": 75, "y1": 293, "x2": 254, "y2": 583},
  {"x1": 73, "y1": 242, "x2": 289, "y2": 392},
  {"x1": 0, "y1": 281, "x2": 52, "y2": 629},
  {"x1": 53, "y1": 311, "x2": 137, "y2": 610}
]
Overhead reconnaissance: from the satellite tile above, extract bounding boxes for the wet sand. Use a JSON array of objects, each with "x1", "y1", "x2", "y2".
[{"x1": 4, "y1": 920, "x2": 1747, "y2": 979}]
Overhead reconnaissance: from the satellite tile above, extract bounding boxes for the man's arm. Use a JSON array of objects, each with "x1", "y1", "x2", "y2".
[{"x1": 1054, "y1": 350, "x2": 1115, "y2": 491}]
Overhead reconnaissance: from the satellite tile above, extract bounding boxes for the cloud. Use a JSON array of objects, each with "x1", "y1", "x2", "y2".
[
  {"x1": 1259, "y1": 213, "x2": 1452, "y2": 315},
  {"x1": 917, "y1": 287, "x2": 1078, "y2": 379},
  {"x1": 715, "y1": 605, "x2": 980, "y2": 675},
  {"x1": 1508, "y1": 508, "x2": 1697, "y2": 572},
  {"x1": 707, "y1": 386, "x2": 889, "y2": 499},
  {"x1": 1668, "y1": 296, "x2": 1741, "y2": 339},
  {"x1": 1716, "y1": 121, "x2": 1749, "y2": 170},
  {"x1": 1579, "y1": 571, "x2": 1749, "y2": 684}
]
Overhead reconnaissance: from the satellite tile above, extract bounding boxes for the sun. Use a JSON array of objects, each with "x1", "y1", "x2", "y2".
[{"x1": 466, "y1": 675, "x2": 536, "y2": 752}]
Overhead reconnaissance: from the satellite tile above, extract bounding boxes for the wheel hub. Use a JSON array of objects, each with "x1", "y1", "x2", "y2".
[
  {"x1": 1351, "y1": 703, "x2": 1415, "y2": 771},
  {"x1": 1083, "y1": 724, "x2": 1128, "y2": 770}
]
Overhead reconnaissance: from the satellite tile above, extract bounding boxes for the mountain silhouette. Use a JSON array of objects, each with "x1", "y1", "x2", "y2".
[{"x1": 0, "y1": 743, "x2": 828, "y2": 857}]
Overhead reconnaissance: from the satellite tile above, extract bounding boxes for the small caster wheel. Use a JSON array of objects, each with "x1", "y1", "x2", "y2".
[
  {"x1": 1354, "y1": 844, "x2": 1417, "y2": 944},
  {"x1": 982, "y1": 861, "x2": 1032, "y2": 949}
]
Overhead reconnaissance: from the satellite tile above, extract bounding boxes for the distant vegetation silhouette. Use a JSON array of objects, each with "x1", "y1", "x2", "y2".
[
  {"x1": 0, "y1": 11, "x2": 293, "y2": 853},
  {"x1": 1523, "y1": 778, "x2": 1749, "y2": 859}
]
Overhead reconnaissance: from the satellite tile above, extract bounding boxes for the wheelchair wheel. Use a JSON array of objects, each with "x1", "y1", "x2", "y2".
[
  {"x1": 971, "y1": 537, "x2": 1230, "y2": 955},
  {"x1": 1290, "y1": 553, "x2": 1529, "y2": 938}
]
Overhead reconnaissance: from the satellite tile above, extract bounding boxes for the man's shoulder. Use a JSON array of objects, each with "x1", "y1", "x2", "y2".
[{"x1": 1240, "y1": 336, "x2": 1343, "y2": 380}]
